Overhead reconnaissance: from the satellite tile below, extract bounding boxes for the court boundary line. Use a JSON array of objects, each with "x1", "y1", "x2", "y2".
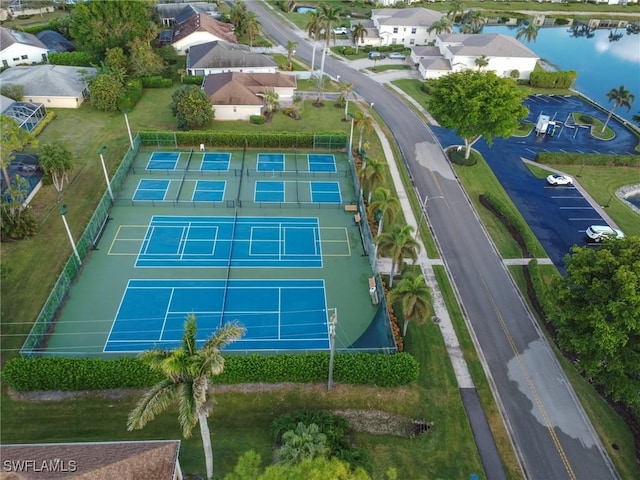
[
  {"x1": 319, "y1": 227, "x2": 351, "y2": 257},
  {"x1": 108, "y1": 225, "x2": 148, "y2": 256}
]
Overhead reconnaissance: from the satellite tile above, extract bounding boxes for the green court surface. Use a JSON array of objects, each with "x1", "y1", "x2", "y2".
[{"x1": 43, "y1": 147, "x2": 395, "y2": 356}]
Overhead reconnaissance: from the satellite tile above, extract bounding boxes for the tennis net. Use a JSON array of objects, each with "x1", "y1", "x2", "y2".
[{"x1": 219, "y1": 208, "x2": 238, "y2": 325}]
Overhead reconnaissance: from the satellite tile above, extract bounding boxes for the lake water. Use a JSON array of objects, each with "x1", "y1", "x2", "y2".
[{"x1": 481, "y1": 23, "x2": 640, "y2": 122}]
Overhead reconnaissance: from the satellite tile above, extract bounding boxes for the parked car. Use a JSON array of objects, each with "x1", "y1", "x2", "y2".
[
  {"x1": 546, "y1": 174, "x2": 573, "y2": 186},
  {"x1": 333, "y1": 27, "x2": 349, "y2": 35},
  {"x1": 388, "y1": 52, "x2": 406, "y2": 60},
  {"x1": 367, "y1": 51, "x2": 386, "y2": 59},
  {"x1": 585, "y1": 225, "x2": 625, "y2": 242}
]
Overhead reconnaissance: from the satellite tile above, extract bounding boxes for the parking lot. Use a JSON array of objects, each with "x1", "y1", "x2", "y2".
[{"x1": 432, "y1": 95, "x2": 638, "y2": 271}]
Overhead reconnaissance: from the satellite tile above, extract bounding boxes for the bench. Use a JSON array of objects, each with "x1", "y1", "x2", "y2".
[
  {"x1": 344, "y1": 204, "x2": 358, "y2": 212},
  {"x1": 368, "y1": 277, "x2": 376, "y2": 290},
  {"x1": 354, "y1": 213, "x2": 361, "y2": 224}
]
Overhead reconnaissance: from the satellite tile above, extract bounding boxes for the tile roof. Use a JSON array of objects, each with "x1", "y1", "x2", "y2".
[
  {"x1": 373, "y1": 8, "x2": 443, "y2": 27},
  {"x1": 172, "y1": 13, "x2": 236, "y2": 44},
  {"x1": 188, "y1": 41, "x2": 276, "y2": 69},
  {"x1": 203, "y1": 72, "x2": 296, "y2": 106},
  {"x1": 438, "y1": 33, "x2": 538, "y2": 58},
  {"x1": 0, "y1": 441, "x2": 180, "y2": 480},
  {"x1": 0, "y1": 65, "x2": 96, "y2": 97},
  {"x1": 412, "y1": 46, "x2": 441, "y2": 57},
  {"x1": 0, "y1": 27, "x2": 48, "y2": 51}
]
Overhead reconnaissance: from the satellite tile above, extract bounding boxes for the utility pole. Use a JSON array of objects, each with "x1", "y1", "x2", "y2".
[{"x1": 327, "y1": 309, "x2": 337, "y2": 391}]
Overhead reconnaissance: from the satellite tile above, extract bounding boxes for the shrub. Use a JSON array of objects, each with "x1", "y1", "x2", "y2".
[
  {"x1": 117, "y1": 78, "x2": 143, "y2": 112},
  {"x1": 529, "y1": 70, "x2": 577, "y2": 89},
  {"x1": 250, "y1": 115, "x2": 265, "y2": 124},
  {"x1": 30, "y1": 111, "x2": 56, "y2": 137},
  {"x1": 141, "y1": 76, "x2": 173, "y2": 88},
  {"x1": 181, "y1": 75, "x2": 205, "y2": 85},
  {"x1": 0, "y1": 83, "x2": 24, "y2": 101},
  {"x1": 480, "y1": 192, "x2": 538, "y2": 257},
  {"x1": 2, "y1": 352, "x2": 419, "y2": 391},
  {"x1": 536, "y1": 152, "x2": 640, "y2": 167},
  {"x1": 48, "y1": 51, "x2": 98, "y2": 67}
]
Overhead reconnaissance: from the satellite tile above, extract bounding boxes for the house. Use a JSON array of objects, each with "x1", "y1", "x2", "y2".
[
  {"x1": 202, "y1": 72, "x2": 296, "y2": 121},
  {"x1": 0, "y1": 27, "x2": 49, "y2": 68},
  {"x1": 351, "y1": 8, "x2": 445, "y2": 48},
  {"x1": 171, "y1": 13, "x2": 237, "y2": 54},
  {"x1": 156, "y1": 2, "x2": 219, "y2": 27},
  {"x1": 36, "y1": 30, "x2": 75, "y2": 53},
  {"x1": 0, "y1": 65, "x2": 96, "y2": 108},
  {"x1": 416, "y1": 33, "x2": 539, "y2": 80},
  {"x1": 187, "y1": 41, "x2": 277, "y2": 76},
  {"x1": 0, "y1": 93, "x2": 46, "y2": 133},
  {"x1": 0, "y1": 440, "x2": 183, "y2": 480}
]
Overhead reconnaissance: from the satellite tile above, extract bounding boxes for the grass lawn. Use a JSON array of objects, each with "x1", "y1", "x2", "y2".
[
  {"x1": 391, "y1": 79, "x2": 429, "y2": 111},
  {"x1": 368, "y1": 65, "x2": 412, "y2": 73}
]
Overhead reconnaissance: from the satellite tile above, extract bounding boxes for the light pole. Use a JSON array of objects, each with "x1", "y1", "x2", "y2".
[
  {"x1": 122, "y1": 109, "x2": 134, "y2": 149},
  {"x1": 60, "y1": 204, "x2": 81, "y2": 265},
  {"x1": 348, "y1": 113, "x2": 355, "y2": 155},
  {"x1": 327, "y1": 309, "x2": 337, "y2": 391},
  {"x1": 98, "y1": 146, "x2": 114, "y2": 201},
  {"x1": 415, "y1": 194, "x2": 443, "y2": 239}
]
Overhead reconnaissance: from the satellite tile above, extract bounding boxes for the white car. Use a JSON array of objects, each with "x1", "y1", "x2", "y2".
[
  {"x1": 585, "y1": 225, "x2": 625, "y2": 242},
  {"x1": 333, "y1": 27, "x2": 349, "y2": 35},
  {"x1": 546, "y1": 174, "x2": 573, "y2": 186}
]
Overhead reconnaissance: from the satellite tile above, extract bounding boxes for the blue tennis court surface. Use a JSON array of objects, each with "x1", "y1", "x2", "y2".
[
  {"x1": 136, "y1": 215, "x2": 322, "y2": 268},
  {"x1": 134, "y1": 179, "x2": 170, "y2": 201},
  {"x1": 147, "y1": 152, "x2": 180, "y2": 170},
  {"x1": 257, "y1": 153, "x2": 284, "y2": 171},
  {"x1": 105, "y1": 278, "x2": 329, "y2": 352},
  {"x1": 202, "y1": 152, "x2": 231, "y2": 171},
  {"x1": 193, "y1": 180, "x2": 226, "y2": 202},
  {"x1": 255, "y1": 181, "x2": 284, "y2": 202},
  {"x1": 308, "y1": 154, "x2": 336, "y2": 172},
  {"x1": 311, "y1": 182, "x2": 341, "y2": 203}
]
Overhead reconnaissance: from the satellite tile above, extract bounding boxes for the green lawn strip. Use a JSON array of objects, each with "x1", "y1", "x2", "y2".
[
  {"x1": 571, "y1": 112, "x2": 615, "y2": 140},
  {"x1": 391, "y1": 79, "x2": 429, "y2": 111},
  {"x1": 452, "y1": 159, "x2": 546, "y2": 258},
  {"x1": 508, "y1": 265, "x2": 640, "y2": 480},
  {"x1": 295, "y1": 78, "x2": 339, "y2": 93},
  {"x1": 367, "y1": 65, "x2": 412, "y2": 73},
  {"x1": 432, "y1": 265, "x2": 522, "y2": 480}
]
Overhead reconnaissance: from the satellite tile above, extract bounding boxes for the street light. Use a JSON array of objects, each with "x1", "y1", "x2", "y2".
[
  {"x1": 336, "y1": 74, "x2": 340, "y2": 82},
  {"x1": 415, "y1": 194, "x2": 443, "y2": 239},
  {"x1": 327, "y1": 309, "x2": 337, "y2": 391},
  {"x1": 60, "y1": 204, "x2": 81, "y2": 265},
  {"x1": 122, "y1": 109, "x2": 134, "y2": 149},
  {"x1": 347, "y1": 112, "x2": 355, "y2": 156},
  {"x1": 98, "y1": 146, "x2": 114, "y2": 201}
]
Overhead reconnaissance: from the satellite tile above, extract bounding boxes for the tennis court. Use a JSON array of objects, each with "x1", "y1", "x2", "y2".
[
  {"x1": 38, "y1": 145, "x2": 394, "y2": 356},
  {"x1": 105, "y1": 278, "x2": 328, "y2": 352}
]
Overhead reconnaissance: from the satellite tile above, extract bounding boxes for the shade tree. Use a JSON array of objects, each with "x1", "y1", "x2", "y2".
[{"x1": 171, "y1": 85, "x2": 214, "y2": 130}]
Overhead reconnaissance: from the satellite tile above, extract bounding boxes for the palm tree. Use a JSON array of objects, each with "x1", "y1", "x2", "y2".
[
  {"x1": 447, "y1": 1, "x2": 464, "y2": 21},
  {"x1": 360, "y1": 157, "x2": 386, "y2": 203},
  {"x1": 317, "y1": 3, "x2": 342, "y2": 96},
  {"x1": 633, "y1": 112, "x2": 640, "y2": 127},
  {"x1": 286, "y1": 40, "x2": 298, "y2": 70},
  {"x1": 263, "y1": 89, "x2": 279, "y2": 114},
  {"x1": 242, "y1": 12, "x2": 262, "y2": 47},
  {"x1": 387, "y1": 272, "x2": 432, "y2": 336},
  {"x1": 602, "y1": 85, "x2": 635, "y2": 132},
  {"x1": 229, "y1": 0, "x2": 247, "y2": 29},
  {"x1": 516, "y1": 22, "x2": 539, "y2": 44},
  {"x1": 306, "y1": 11, "x2": 322, "y2": 72},
  {"x1": 127, "y1": 315, "x2": 245, "y2": 480},
  {"x1": 461, "y1": 10, "x2": 485, "y2": 34},
  {"x1": 353, "y1": 111, "x2": 374, "y2": 154},
  {"x1": 375, "y1": 223, "x2": 420, "y2": 288},
  {"x1": 428, "y1": 17, "x2": 453, "y2": 36},
  {"x1": 368, "y1": 187, "x2": 400, "y2": 237},
  {"x1": 338, "y1": 81, "x2": 354, "y2": 121},
  {"x1": 475, "y1": 55, "x2": 489, "y2": 70},
  {"x1": 351, "y1": 22, "x2": 366, "y2": 53}
]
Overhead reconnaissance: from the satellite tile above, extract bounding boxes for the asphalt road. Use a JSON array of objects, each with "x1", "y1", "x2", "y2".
[{"x1": 250, "y1": 4, "x2": 618, "y2": 479}]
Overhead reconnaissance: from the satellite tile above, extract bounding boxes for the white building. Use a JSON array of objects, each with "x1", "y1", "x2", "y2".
[
  {"x1": 416, "y1": 33, "x2": 539, "y2": 80},
  {"x1": 0, "y1": 27, "x2": 49, "y2": 68},
  {"x1": 352, "y1": 8, "x2": 445, "y2": 48}
]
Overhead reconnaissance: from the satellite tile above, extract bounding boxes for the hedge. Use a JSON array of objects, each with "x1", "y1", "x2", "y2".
[
  {"x1": 49, "y1": 51, "x2": 98, "y2": 67},
  {"x1": 31, "y1": 111, "x2": 56, "y2": 137},
  {"x1": 181, "y1": 75, "x2": 205, "y2": 85},
  {"x1": 529, "y1": 70, "x2": 577, "y2": 89},
  {"x1": 536, "y1": 152, "x2": 640, "y2": 167},
  {"x1": 141, "y1": 76, "x2": 174, "y2": 88},
  {"x1": 480, "y1": 192, "x2": 539, "y2": 257},
  {"x1": 117, "y1": 78, "x2": 143, "y2": 111},
  {"x1": 250, "y1": 115, "x2": 265, "y2": 124},
  {"x1": 1, "y1": 353, "x2": 419, "y2": 392}
]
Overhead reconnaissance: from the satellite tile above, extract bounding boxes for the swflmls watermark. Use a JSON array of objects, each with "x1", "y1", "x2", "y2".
[{"x1": 3, "y1": 458, "x2": 78, "y2": 473}]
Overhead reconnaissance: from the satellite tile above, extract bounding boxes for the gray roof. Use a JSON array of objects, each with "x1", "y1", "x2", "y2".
[
  {"x1": 187, "y1": 41, "x2": 276, "y2": 69},
  {"x1": 412, "y1": 46, "x2": 441, "y2": 58},
  {"x1": 0, "y1": 65, "x2": 96, "y2": 97},
  {"x1": 420, "y1": 57, "x2": 451, "y2": 71},
  {"x1": 36, "y1": 30, "x2": 75, "y2": 53},
  {"x1": 0, "y1": 94, "x2": 16, "y2": 113},
  {"x1": 438, "y1": 33, "x2": 538, "y2": 58},
  {"x1": 373, "y1": 8, "x2": 443, "y2": 27},
  {"x1": 0, "y1": 27, "x2": 48, "y2": 51}
]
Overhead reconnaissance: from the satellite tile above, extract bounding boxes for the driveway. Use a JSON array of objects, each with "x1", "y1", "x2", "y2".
[{"x1": 431, "y1": 95, "x2": 639, "y2": 271}]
